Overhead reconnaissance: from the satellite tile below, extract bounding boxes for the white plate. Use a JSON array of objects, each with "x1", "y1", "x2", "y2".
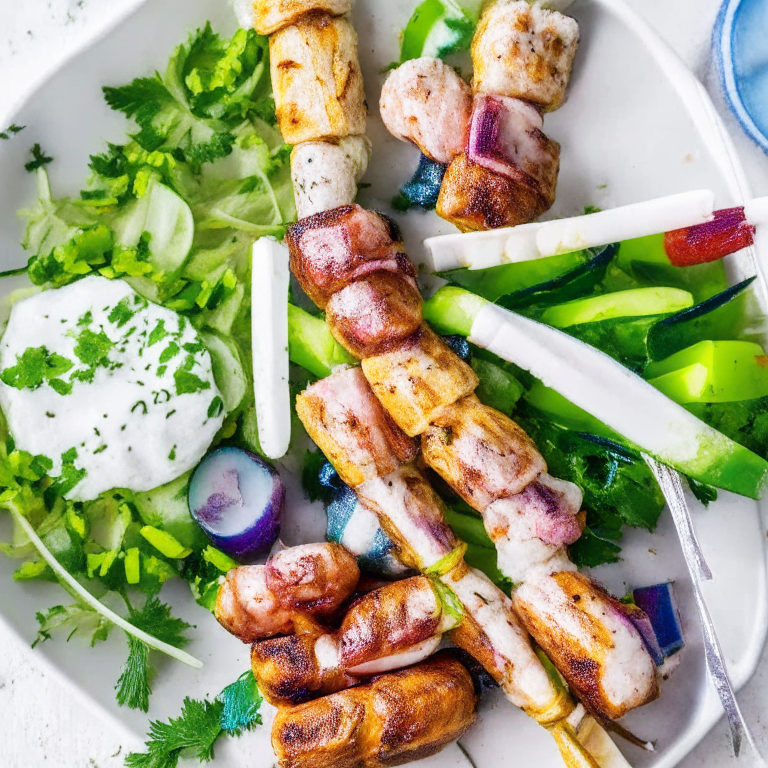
[{"x1": 0, "y1": 1, "x2": 767, "y2": 767}]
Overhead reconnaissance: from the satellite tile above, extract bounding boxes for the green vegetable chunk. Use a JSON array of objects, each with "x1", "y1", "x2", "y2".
[
  {"x1": 646, "y1": 340, "x2": 768, "y2": 404},
  {"x1": 140, "y1": 525, "x2": 193, "y2": 559},
  {"x1": 423, "y1": 286, "x2": 489, "y2": 336},
  {"x1": 288, "y1": 304, "x2": 355, "y2": 378}
]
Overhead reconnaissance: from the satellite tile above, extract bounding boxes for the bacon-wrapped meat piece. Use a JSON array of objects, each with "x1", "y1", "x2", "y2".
[
  {"x1": 271, "y1": 654, "x2": 478, "y2": 768},
  {"x1": 512, "y1": 562, "x2": 660, "y2": 720},
  {"x1": 467, "y1": 94, "x2": 560, "y2": 203},
  {"x1": 361, "y1": 325, "x2": 479, "y2": 437},
  {"x1": 215, "y1": 543, "x2": 360, "y2": 643},
  {"x1": 422, "y1": 394, "x2": 546, "y2": 511},
  {"x1": 287, "y1": 205, "x2": 412, "y2": 308},
  {"x1": 357, "y1": 465, "x2": 461, "y2": 571},
  {"x1": 379, "y1": 57, "x2": 473, "y2": 164},
  {"x1": 326, "y1": 271, "x2": 423, "y2": 358},
  {"x1": 252, "y1": 0, "x2": 352, "y2": 35},
  {"x1": 295, "y1": 366, "x2": 418, "y2": 488},
  {"x1": 270, "y1": 13, "x2": 366, "y2": 145},
  {"x1": 437, "y1": 152, "x2": 555, "y2": 232},
  {"x1": 485, "y1": 474, "x2": 584, "y2": 583},
  {"x1": 472, "y1": 0, "x2": 580, "y2": 112},
  {"x1": 252, "y1": 576, "x2": 447, "y2": 705}
]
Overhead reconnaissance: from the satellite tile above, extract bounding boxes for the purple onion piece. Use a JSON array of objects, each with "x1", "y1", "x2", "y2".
[
  {"x1": 633, "y1": 582, "x2": 685, "y2": 662},
  {"x1": 189, "y1": 447, "x2": 284, "y2": 563},
  {"x1": 623, "y1": 603, "x2": 665, "y2": 666}
]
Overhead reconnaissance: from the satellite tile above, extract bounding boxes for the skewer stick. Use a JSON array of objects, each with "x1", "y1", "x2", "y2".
[{"x1": 643, "y1": 457, "x2": 763, "y2": 762}]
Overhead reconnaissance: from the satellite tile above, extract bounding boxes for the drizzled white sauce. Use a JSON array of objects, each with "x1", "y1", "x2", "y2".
[{"x1": 0, "y1": 276, "x2": 223, "y2": 500}]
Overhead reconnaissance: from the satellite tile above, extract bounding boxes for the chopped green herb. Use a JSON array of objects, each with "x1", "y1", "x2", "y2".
[{"x1": 25, "y1": 143, "x2": 54, "y2": 172}]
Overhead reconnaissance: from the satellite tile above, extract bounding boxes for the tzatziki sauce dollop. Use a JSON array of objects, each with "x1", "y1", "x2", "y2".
[{"x1": 0, "y1": 276, "x2": 225, "y2": 501}]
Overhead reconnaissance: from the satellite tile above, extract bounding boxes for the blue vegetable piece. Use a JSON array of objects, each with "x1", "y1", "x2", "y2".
[
  {"x1": 633, "y1": 582, "x2": 685, "y2": 662},
  {"x1": 189, "y1": 447, "x2": 284, "y2": 563},
  {"x1": 320, "y1": 462, "x2": 407, "y2": 577},
  {"x1": 624, "y1": 605, "x2": 665, "y2": 666},
  {"x1": 393, "y1": 154, "x2": 448, "y2": 211},
  {"x1": 441, "y1": 335, "x2": 471, "y2": 361}
]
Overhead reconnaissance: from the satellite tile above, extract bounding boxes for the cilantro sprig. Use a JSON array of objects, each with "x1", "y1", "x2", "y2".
[{"x1": 125, "y1": 671, "x2": 263, "y2": 768}]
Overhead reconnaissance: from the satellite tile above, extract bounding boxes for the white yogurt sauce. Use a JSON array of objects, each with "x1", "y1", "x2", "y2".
[{"x1": 0, "y1": 276, "x2": 224, "y2": 500}]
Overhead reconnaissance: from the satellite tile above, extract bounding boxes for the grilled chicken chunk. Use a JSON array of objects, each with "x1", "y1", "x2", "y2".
[
  {"x1": 422, "y1": 394, "x2": 546, "y2": 511},
  {"x1": 271, "y1": 654, "x2": 478, "y2": 768},
  {"x1": 326, "y1": 271, "x2": 424, "y2": 358},
  {"x1": 292, "y1": 136, "x2": 372, "y2": 219},
  {"x1": 437, "y1": 152, "x2": 554, "y2": 232},
  {"x1": 357, "y1": 465, "x2": 461, "y2": 570},
  {"x1": 379, "y1": 57, "x2": 473, "y2": 164},
  {"x1": 270, "y1": 13, "x2": 366, "y2": 144},
  {"x1": 484, "y1": 473, "x2": 584, "y2": 583},
  {"x1": 362, "y1": 325, "x2": 479, "y2": 437},
  {"x1": 287, "y1": 205, "x2": 412, "y2": 308},
  {"x1": 215, "y1": 543, "x2": 360, "y2": 643},
  {"x1": 253, "y1": 0, "x2": 353, "y2": 35},
  {"x1": 252, "y1": 576, "x2": 446, "y2": 705},
  {"x1": 468, "y1": 95, "x2": 560, "y2": 202},
  {"x1": 512, "y1": 562, "x2": 660, "y2": 720},
  {"x1": 472, "y1": 0, "x2": 580, "y2": 111},
  {"x1": 296, "y1": 366, "x2": 418, "y2": 488}
]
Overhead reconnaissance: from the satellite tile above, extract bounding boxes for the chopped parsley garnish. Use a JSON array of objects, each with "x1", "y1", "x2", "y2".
[
  {"x1": 25, "y1": 143, "x2": 54, "y2": 173},
  {"x1": 0, "y1": 346, "x2": 74, "y2": 391}
]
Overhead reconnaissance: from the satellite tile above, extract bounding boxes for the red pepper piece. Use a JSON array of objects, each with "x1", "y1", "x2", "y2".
[{"x1": 664, "y1": 206, "x2": 755, "y2": 267}]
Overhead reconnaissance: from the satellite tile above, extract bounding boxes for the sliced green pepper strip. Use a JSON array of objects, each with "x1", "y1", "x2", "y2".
[{"x1": 140, "y1": 526, "x2": 193, "y2": 559}]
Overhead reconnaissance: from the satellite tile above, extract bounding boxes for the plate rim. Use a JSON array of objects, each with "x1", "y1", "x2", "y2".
[{"x1": 0, "y1": 1, "x2": 766, "y2": 766}]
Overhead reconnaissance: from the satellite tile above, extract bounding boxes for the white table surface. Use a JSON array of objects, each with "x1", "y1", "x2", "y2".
[{"x1": 1, "y1": 1, "x2": 768, "y2": 766}]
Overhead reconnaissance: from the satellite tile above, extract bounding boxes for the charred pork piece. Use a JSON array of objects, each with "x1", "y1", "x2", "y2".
[
  {"x1": 361, "y1": 325, "x2": 479, "y2": 437},
  {"x1": 421, "y1": 394, "x2": 546, "y2": 511},
  {"x1": 295, "y1": 366, "x2": 418, "y2": 488},
  {"x1": 270, "y1": 13, "x2": 366, "y2": 145},
  {"x1": 512, "y1": 562, "x2": 660, "y2": 720},
  {"x1": 380, "y1": 57, "x2": 473, "y2": 164},
  {"x1": 436, "y1": 152, "x2": 554, "y2": 232},
  {"x1": 357, "y1": 464, "x2": 461, "y2": 571},
  {"x1": 291, "y1": 137, "x2": 372, "y2": 219},
  {"x1": 253, "y1": 0, "x2": 353, "y2": 35},
  {"x1": 271, "y1": 654, "x2": 478, "y2": 768},
  {"x1": 286, "y1": 205, "x2": 412, "y2": 308},
  {"x1": 467, "y1": 94, "x2": 560, "y2": 203},
  {"x1": 252, "y1": 576, "x2": 448, "y2": 706},
  {"x1": 326, "y1": 271, "x2": 424, "y2": 358},
  {"x1": 484, "y1": 474, "x2": 584, "y2": 583},
  {"x1": 215, "y1": 543, "x2": 360, "y2": 643},
  {"x1": 472, "y1": 0, "x2": 580, "y2": 112}
]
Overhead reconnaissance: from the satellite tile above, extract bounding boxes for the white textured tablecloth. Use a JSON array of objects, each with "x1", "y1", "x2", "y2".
[{"x1": 0, "y1": 1, "x2": 767, "y2": 766}]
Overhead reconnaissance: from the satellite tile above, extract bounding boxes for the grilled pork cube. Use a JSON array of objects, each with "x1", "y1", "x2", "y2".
[
  {"x1": 252, "y1": 576, "x2": 444, "y2": 706},
  {"x1": 484, "y1": 473, "x2": 584, "y2": 583},
  {"x1": 287, "y1": 205, "x2": 412, "y2": 309},
  {"x1": 512, "y1": 563, "x2": 660, "y2": 720},
  {"x1": 271, "y1": 13, "x2": 366, "y2": 145},
  {"x1": 357, "y1": 465, "x2": 461, "y2": 571},
  {"x1": 271, "y1": 654, "x2": 478, "y2": 768},
  {"x1": 296, "y1": 366, "x2": 418, "y2": 488},
  {"x1": 361, "y1": 325, "x2": 478, "y2": 437},
  {"x1": 253, "y1": 0, "x2": 353, "y2": 35},
  {"x1": 468, "y1": 95, "x2": 560, "y2": 203},
  {"x1": 445, "y1": 564, "x2": 566, "y2": 718},
  {"x1": 326, "y1": 271, "x2": 423, "y2": 358},
  {"x1": 472, "y1": 0, "x2": 580, "y2": 111},
  {"x1": 422, "y1": 394, "x2": 546, "y2": 511},
  {"x1": 291, "y1": 136, "x2": 371, "y2": 219},
  {"x1": 215, "y1": 543, "x2": 360, "y2": 643},
  {"x1": 380, "y1": 57, "x2": 473, "y2": 164},
  {"x1": 437, "y1": 152, "x2": 554, "y2": 232}
]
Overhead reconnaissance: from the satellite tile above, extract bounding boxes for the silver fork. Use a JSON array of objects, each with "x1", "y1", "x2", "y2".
[{"x1": 643, "y1": 456, "x2": 763, "y2": 761}]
